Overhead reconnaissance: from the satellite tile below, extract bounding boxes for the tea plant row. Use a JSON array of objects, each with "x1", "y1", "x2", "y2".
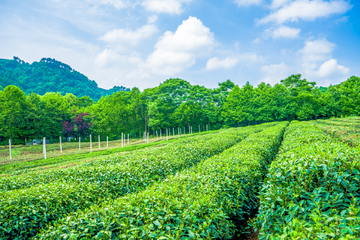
[
  {"x1": 35, "y1": 122, "x2": 288, "y2": 239},
  {"x1": 255, "y1": 121, "x2": 360, "y2": 239},
  {"x1": 0, "y1": 125, "x2": 263, "y2": 239}
]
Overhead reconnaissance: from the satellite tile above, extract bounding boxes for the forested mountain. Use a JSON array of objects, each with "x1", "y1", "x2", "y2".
[
  {"x1": 0, "y1": 57, "x2": 129, "y2": 100},
  {"x1": 0, "y1": 74, "x2": 359, "y2": 144}
]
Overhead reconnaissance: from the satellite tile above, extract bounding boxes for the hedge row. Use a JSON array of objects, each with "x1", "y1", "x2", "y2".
[
  {"x1": 0, "y1": 129, "x2": 230, "y2": 192},
  {"x1": 255, "y1": 121, "x2": 360, "y2": 239},
  {"x1": 0, "y1": 130, "x2": 218, "y2": 175},
  {"x1": 0, "y1": 126, "x2": 261, "y2": 239},
  {"x1": 313, "y1": 119, "x2": 360, "y2": 147},
  {"x1": 35, "y1": 122, "x2": 288, "y2": 239}
]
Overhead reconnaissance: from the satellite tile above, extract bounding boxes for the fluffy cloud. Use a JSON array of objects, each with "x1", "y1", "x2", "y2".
[
  {"x1": 269, "y1": 25, "x2": 300, "y2": 38},
  {"x1": 300, "y1": 39, "x2": 335, "y2": 62},
  {"x1": 234, "y1": 0, "x2": 262, "y2": 6},
  {"x1": 259, "y1": 0, "x2": 352, "y2": 24},
  {"x1": 299, "y1": 39, "x2": 350, "y2": 78},
  {"x1": 101, "y1": 24, "x2": 157, "y2": 44},
  {"x1": 95, "y1": 48, "x2": 142, "y2": 67},
  {"x1": 142, "y1": 0, "x2": 193, "y2": 14},
  {"x1": 315, "y1": 58, "x2": 349, "y2": 77},
  {"x1": 206, "y1": 57, "x2": 239, "y2": 70},
  {"x1": 261, "y1": 63, "x2": 290, "y2": 85},
  {"x1": 146, "y1": 16, "x2": 215, "y2": 75},
  {"x1": 270, "y1": 0, "x2": 291, "y2": 9}
]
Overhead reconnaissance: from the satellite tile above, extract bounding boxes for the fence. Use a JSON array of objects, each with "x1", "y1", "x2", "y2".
[{"x1": 0, "y1": 124, "x2": 211, "y2": 163}]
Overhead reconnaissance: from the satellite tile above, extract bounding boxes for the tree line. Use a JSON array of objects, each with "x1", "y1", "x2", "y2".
[{"x1": 0, "y1": 75, "x2": 359, "y2": 145}]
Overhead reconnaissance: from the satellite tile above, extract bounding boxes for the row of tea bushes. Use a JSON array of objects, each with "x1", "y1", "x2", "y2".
[
  {"x1": 35, "y1": 122, "x2": 288, "y2": 239},
  {"x1": 255, "y1": 121, "x2": 360, "y2": 239},
  {"x1": 0, "y1": 136, "x2": 185, "y2": 175},
  {"x1": 0, "y1": 126, "x2": 261, "y2": 239},
  {"x1": 313, "y1": 119, "x2": 360, "y2": 147},
  {"x1": 0, "y1": 129, "x2": 232, "y2": 192}
]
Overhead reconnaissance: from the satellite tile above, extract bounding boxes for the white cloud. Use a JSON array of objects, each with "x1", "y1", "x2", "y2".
[
  {"x1": 238, "y1": 52, "x2": 263, "y2": 62},
  {"x1": 298, "y1": 39, "x2": 350, "y2": 78},
  {"x1": 147, "y1": 15, "x2": 158, "y2": 24},
  {"x1": 234, "y1": 0, "x2": 262, "y2": 6},
  {"x1": 142, "y1": 0, "x2": 193, "y2": 14},
  {"x1": 206, "y1": 57, "x2": 239, "y2": 70},
  {"x1": 101, "y1": 24, "x2": 157, "y2": 44},
  {"x1": 146, "y1": 16, "x2": 215, "y2": 75},
  {"x1": 270, "y1": 0, "x2": 291, "y2": 9},
  {"x1": 261, "y1": 63, "x2": 290, "y2": 85},
  {"x1": 300, "y1": 39, "x2": 335, "y2": 62},
  {"x1": 316, "y1": 58, "x2": 349, "y2": 77},
  {"x1": 269, "y1": 25, "x2": 300, "y2": 38},
  {"x1": 259, "y1": 0, "x2": 352, "y2": 24},
  {"x1": 252, "y1": 38, "x2": 261, "y2": 44},
  {"x1": 95, "y1": 49, "x2": 142, "y2": 67}
]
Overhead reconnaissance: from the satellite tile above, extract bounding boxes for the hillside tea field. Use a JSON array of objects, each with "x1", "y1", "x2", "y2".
[{"x1": 0, "y1": 118, "x2": 359, "y2": 239}]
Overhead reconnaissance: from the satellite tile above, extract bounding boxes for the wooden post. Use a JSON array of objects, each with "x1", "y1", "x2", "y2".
[
  {"x1": 147, "y1": 132, "x2": 149, "y2": 144},
  {"x1": 122, "y1": 132, "x2": 124, "y2": 147},
  {"x1": 107, "y1": 136, "x2": 109, "y2": 148},
  {"x1": 156, "y1": 130, "x2": 158, "y2": 139},
  {"x1": 60, "y1": 136, "x2": 62, "y2": 153},
  {"x1": 206, "y1": 124, "x2": 208, "y2": 131},
  {"x1": 90, "y1": 134, "x2": 92, "y2": 152},
  {"x1": 98, "y1": 135, "x2": 100, "y2": 149},
  {"x1": 43, "y1": 137, "x2": 46, "y2": 159},
  {"x1": 9, "y1": 139, "x2": 12, "y2": 160},
  {"x1": 79, "y1": 137, "x2": 81, "y2": 150}
]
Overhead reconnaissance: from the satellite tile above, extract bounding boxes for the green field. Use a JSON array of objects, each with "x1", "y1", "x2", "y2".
[{"x1": 1, "y1": 118, "x2": 359, "y2": 239}]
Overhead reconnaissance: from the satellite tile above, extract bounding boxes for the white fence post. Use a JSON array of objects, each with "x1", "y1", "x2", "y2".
[
  {"x1": 9, "y1": 139, "x2": 12, "y2": 160},
  {"x1": 43, "y1": 137, "x2": 46, "y2": 159},
  {"x1": 60, "y1": 136, "x2": 62, "y2": 153},
  {"x1": 90, "y1": 134, "x2": 92, "y2": 152}
]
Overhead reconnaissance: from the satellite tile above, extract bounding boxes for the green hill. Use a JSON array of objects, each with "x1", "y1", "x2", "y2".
[{"x1": 0, "y1": 57, "x2": 129, "y2": 100}]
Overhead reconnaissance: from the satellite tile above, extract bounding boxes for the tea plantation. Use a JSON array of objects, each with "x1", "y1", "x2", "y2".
[{"x1": 1, "y1": 119, "x2": 359, "y2": 239}]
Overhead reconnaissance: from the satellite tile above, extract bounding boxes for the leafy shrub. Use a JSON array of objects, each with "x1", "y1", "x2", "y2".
[
  {"x1": 255, "y1": 121, "x2": 360, "y2": 239},
  {"x1": 0, "y1": 126, "x2": 259, "y2": 239},
  {"x1": 35, "y1": 122, "x2": 287, "y2": 239}
]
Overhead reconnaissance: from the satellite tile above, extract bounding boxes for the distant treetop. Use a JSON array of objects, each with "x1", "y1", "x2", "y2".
[{"x1": 0, "y1": 57, "x2": 130, "y2": 100}]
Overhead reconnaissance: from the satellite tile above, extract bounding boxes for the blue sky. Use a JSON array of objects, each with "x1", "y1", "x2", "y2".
[{"x1": 0, "y1": 0, "x2": 359, "y2": 90}]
